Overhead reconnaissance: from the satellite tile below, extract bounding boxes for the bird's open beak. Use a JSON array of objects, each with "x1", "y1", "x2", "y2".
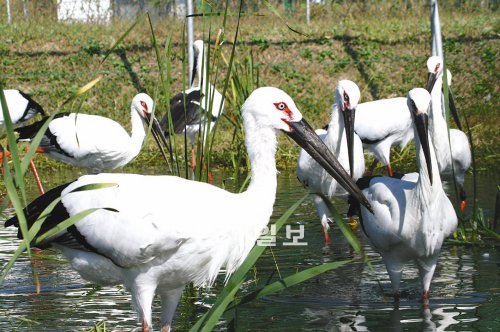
[
  {"x1": 343, "y1": 107, "x2": 356, "y2": 178},
  {"x1": 414, "y1": 112, "x2": 433, "y2": 185},
  {"x1": 448, "y1": 87, "x2": 463, "y2": 131},
  {"x1": 426, "y1": 72, "x2": 437, "y2": 93},
  {"x1": 145, "y1": 114, "x2": 172, "y2": 165},
  {"x1": 286, "y1": 119, "x2": 373, "y2": 213}
]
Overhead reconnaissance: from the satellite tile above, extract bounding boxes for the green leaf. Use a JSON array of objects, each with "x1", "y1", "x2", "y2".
[
  {"x1": 100, "y1": 14, "x2": 147, "y2": 66},
  {"x1": 20, "y1": 114, "x2": 56, "y2": 175},
  {"x1": 35, "y1": 208, "x2": 112, "y2": 245},
  {"x1": 232, "y1": 260, "x2": 351, "y2": 308},
  {"x1": 61, "y1": 76, "x2": 102, "y2": 106},
  {"x1": 319, "y1": 194, "x2": 363, "y2": 255},
  {"x1": 262, "y1": 0, "x2": 309, "y2": 37},
  {"x1": 0, "y1": 85, "x2": 27, "y2": 205}
]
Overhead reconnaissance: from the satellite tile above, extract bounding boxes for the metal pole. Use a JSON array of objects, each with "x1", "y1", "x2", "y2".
[
  {"x1": 430, "y1": 0, "x2": 443, "y2": 58},
  {"x1": 306, "y1": 0, "x2": 310, "y2": 25},
  {"x1": 6, "y1": 0, "x2": 11, "y2": 24},
  {"x1": 186, "y1": 0, "x2": 195, "y2": 88}
]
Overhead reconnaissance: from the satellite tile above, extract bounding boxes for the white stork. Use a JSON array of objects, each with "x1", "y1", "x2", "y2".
[
  {"x1": 15, "y1": 93, "x2": 169, "y2": 174},
  {"x1": 354, "y1": 95, "x2": 413, "y2": 177},
  {"x1": 1, "y1": 89, "x2": 46, "y2": 193},
  {"x1": 297, "y1": 80, "x2": 365, "y2": 243},
  {"x1": 161, "y1": 39, "x2": 225, "y2": 170},
  {"x1": 6, "y1": 87, "x2": 371, "y2": 332},
  {"x1": 351, "y1": 88, "x2": 457, "y2": 300},
  {"x1": 426, "y1": 56, "x2": 471, "y2": 212}
]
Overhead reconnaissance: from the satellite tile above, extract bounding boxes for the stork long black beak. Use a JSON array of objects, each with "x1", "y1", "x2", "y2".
[
  {"x1": 343, "y1": 106, "x2": 356, "y2": 178},
  {"x1": 145, "y1": 114, "x2": 173, "y2": 166},
  {"x1": 286, "y1": 118, "x2": 373, "y2": 213},
  {"x1": 448, "y1": 87, "x2": 463, "y2": 131},
  {"x1": 426, "y1": 72, "x2": 437, "y2": 93},
  {"x1": 414, "y1": 112, "x2": 433, "y2": 185}
]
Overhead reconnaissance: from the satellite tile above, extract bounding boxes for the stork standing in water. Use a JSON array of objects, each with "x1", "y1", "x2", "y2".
[
  {"x1": 6, "y1": 87, "x2": 371, "y2": 332},
  {"x1": 297, "y1": 80, "x2": 365, "y2": 243},
  {"x1": 351, "y1": 88, "x2": 457, "y2": 300},
  {"x1": 354, "y1": 94, "x2": 414, "y2": 177},
  {"x1": 426, "y1": 56, "x2": 471, "y2": 212},
  {"x1": 1, "y1": 89, "x2": 46, "y2": 193},
  {"x1": 15, "y1": 93, "x2": 169, "y2": 174},
  {"x1": 161, "y1": 39, "x2": 225, "y2": 170}
]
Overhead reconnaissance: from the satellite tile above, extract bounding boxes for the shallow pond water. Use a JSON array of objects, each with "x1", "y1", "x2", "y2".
[{"x1": 0, "y1": 168, "x2": 498, "y2": 331}]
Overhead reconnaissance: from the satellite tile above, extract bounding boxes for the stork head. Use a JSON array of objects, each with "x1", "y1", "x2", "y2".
[
  {"x1": 242, "y1": 87, "x2": 372, "y2": 213},
  {"x1": 132, "y1": 93, "x2": 171, "y2": 165},
  {"x1": 132, "y1": 93, "x2": 154, "y2": 118},
  {"x1": 336, "y1": 80, "x2": 360, "y2": 178},
  {"x1": 337, "y1": 80, "x2": 360, "y2": 112},
  {"x1": 425, "y1": 56, "x2": 461, "y2": 130},
  {"x1": 407, "y1": 88, "x2": 433, "y2": 185},
  {"x1": 425, "y1": 56, "x2": 443, "y2": 92}
]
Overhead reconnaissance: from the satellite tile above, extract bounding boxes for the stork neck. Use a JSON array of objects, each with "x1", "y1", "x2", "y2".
[
  {"x1": 429, "y1": 75, "x2": 452, "y2": 171},
  {"x1": 130, "y1": 108, "x2": 146, "y2": 153},
  {"x1": 196, "y1": 46, "x2": 207, "y2": 91},
  {"x1": 414, "y1": 124, "x2": 442, "y2": 202},
  {"x1": 324, "y1": 103, "x2": 345, "y2": 156},
  {"x1": 242, "y1": 115, "x2": 278, "y2": 200}
]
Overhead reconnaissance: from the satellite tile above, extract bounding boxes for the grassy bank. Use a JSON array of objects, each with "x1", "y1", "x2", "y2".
[{"x1": 0, "y1": 2, "x2": 498, "y2": 174}]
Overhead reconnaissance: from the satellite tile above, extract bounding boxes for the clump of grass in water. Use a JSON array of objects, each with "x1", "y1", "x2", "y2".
[{"x1": 441, "y1": 60, "x2": 499, "y2": 244}]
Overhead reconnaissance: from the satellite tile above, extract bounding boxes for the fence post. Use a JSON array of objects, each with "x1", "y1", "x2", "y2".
[
  {"x1": 430, "y1": 0, "x2": 443, "y2": 57},
  {"x1": 306, "y1": 0, "x2": 310, "y2": 25},
  {"x1": 187, "y1": 0, "x2": 194, "y2": 87},
  {"x1": 6, "y1": 0, "x2": 11, "y2": 24}
]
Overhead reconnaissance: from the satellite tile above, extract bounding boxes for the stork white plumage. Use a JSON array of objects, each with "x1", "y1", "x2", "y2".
[
  {"x1": 297, "y1": 80, "x2": 365, "y2": 243},
  {"x1": 1, "y1": 89, "x2": 46, "y2": 193},
  {"x1": 355, "y1": 95, "x2": 413, "y2": 177},
  {"x1": 161, "y1": 39, "x2": 225, "y2": 169},
  {"x1": 352, "y1": 88, "x2": 457, "y2": 299},
  {"x1": 6, "y1": 87, "x2": 371, "y2": 331},
  {"x1": 426, "y1": 56, "x2": 471, "y2": 212},
  {"x1": 15, "y1": 93, "x2": 169, "y2": 174}
]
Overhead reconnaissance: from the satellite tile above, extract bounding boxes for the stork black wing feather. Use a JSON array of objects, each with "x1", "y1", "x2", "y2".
[{"x1": 161, "y1": 90, "x2": 202, "y2": 135}]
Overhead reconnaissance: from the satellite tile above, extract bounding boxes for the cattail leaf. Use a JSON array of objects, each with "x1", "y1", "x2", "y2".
[
  {"x1": 68, "y1": 182, "x2": 118, "y2": 193},
  {"x1": 190, "y1": 194, "x2": 308, "y2": 332},
  {"x1": 100, "y1": 13, "x2": 147, "y2": 65},
  {"x1": 61, "y1": 76, "x2": 102, "y2": 106},
  {"x1": 20, "y1": 114, "x2": 56, "y2": 175},
  {"x1": 0, "y1": 85, "x2": 27, "y2": 204},
  {"x1": 34, "y1": 208, "x2": 112, "y2": 245},
  {"x1": 320, "y1": 194, "x2": 363, "y2": 255},
  {"x1": 230, "y1": 260, "x2": 351, "y2": 308},
  {"x1": 262, "y1": 0, "x2": 309, "y2": 37}
]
